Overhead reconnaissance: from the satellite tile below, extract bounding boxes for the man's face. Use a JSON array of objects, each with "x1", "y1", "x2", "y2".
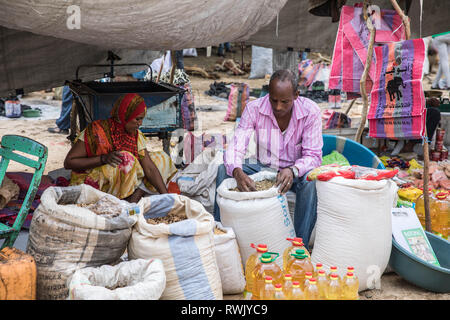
[{"x1": 268, "y1": 79, "x2": 298, "y2": 119}]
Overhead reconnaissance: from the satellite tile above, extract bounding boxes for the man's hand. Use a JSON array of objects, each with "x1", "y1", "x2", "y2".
[
  {"x1": 276, "y1": 168, "x2": 294, "y2": 194},
  {"x1": 233, "y1": 168, "x2": 257, "y2": 192},
  {"x1": 102, "y1": 151, "x2": 123, "y2": 167}
]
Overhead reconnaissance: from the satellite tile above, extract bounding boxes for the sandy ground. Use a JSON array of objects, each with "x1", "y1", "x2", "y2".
[{"x1": 0, "y1": 45, "x2": 448, "y2": 300}]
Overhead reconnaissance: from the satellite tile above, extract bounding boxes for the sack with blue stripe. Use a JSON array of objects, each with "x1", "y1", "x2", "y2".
[{"x1": 128, "y1": 194, "x2": 223, "y2": 300}]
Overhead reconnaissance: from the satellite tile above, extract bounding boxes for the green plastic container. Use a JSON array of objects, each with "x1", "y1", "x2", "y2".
[
  {"x1": 389, "y1": 232, "x2": 450, "y2": 293},
  {"x1": 22, "y1": 109, "x2": 41, "y2": 117}
]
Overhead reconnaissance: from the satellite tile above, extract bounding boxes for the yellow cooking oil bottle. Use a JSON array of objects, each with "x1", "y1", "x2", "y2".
[
  {"x1": 261, "y1": 276, "x2": 275, "y2": 300},
  {"x1": 274, "y1": 284, "x2": 286, "y2": 300},
  {"x1": 328, "y1": 266, "x2": 342, "y2": 284},
  {"x1": 304, "y1": 278, "x2": 320, "y2": 300},
  {"x1": 314, "y1": 263, "x2": 324, "y2": 278},
  {"x1": 282, "y1": 274, "x2": 293, "y2": 300},
  {"x1": 244, "y1": 243, "x2": 268, "y2": 298},
  {"x1": 252, "y1": 252, "x2": 283, "y2": 300},
  {"x1": 285, "y1": 250, "x2": 314, "y2": 290},
  {"x1": 434, "y1": 192, "x2": 449, "y2": 239},
  {"x1": 326, "y1": 273, "x2": 342, "y2": 300},
  {"x1": 415, "y1": 191, "x2": 449, "y2": 239},
  {"x1": 342, "y1": 272, "x2": 359, "y2": 300},
  {"x1": 290, "y1": 281, "x2": 305, "y2": 300},
  {"x1": 316, "y1": 269, "x2": 329, "y2": 300},
  {"x1": 283, "y1": 237, "x2": 310, "y2": 270},
  {"x1": 346, "y1": 266, "x2": 359, "y2": 289},
  {"x1": 303, "y1": 271, "x2": 313, "y2": 291}
]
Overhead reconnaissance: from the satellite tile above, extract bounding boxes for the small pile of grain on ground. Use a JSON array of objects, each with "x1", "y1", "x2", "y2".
[{"x1": 230, "y1": 179, "x2": 275, "y2": 192}]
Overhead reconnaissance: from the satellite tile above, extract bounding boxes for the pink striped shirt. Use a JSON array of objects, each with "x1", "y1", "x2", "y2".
[{"x1": 224, "y1": 95, "x2": 323, "y2": 177}]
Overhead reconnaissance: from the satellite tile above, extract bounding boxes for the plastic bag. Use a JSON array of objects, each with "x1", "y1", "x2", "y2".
[
  {"x1": 67, "y1": 258, "x2": 166, "y2": 300},
  {"x1": 321, "y1": 151, "x2": 350, "y2": 166},
  {"x1": 249, "y1": 46, "x2": 273, "y2": 79},
  {"x1": 307, "y1": 165, "x2": 355, "y2": 181}
]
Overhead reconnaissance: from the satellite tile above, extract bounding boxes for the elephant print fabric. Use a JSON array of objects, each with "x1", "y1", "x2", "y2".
[{"x1": 368, "y1": 39, "x2": 427, "y2": 140}]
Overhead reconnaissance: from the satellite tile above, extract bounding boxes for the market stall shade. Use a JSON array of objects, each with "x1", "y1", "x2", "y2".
[{"x1": 0, "y1": 0, "x2": 286, "y2": 50}]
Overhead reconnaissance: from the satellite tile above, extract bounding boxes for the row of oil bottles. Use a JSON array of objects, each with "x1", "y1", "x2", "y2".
[{"x1": 245, "y1": 238, "x2": 359, "y2": 300}]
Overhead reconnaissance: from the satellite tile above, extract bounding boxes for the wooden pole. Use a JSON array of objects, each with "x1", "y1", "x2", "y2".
[
  {"x1": 389, "y1": 0, "x2": 431, "y2": 231},
  {"x1": 169, "y1": 50, "x2": 177, "y2": 85},
  {"x1": 156, "y1": 51, "x2": 167, "y2": 83},
  {"x1": 345, "y1": 99, "x2": 356, "y2": 115},
  {"x1": 389, "y1": 0, "x2": 411, "y2": 40},
  {"x1": 354, "y1": 1, "x2": 375, "y2": 144}
]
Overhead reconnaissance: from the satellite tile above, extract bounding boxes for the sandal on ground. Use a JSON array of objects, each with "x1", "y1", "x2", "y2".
[{"x1": 48, "y1": 127, "x2": 69, "y2": 134}]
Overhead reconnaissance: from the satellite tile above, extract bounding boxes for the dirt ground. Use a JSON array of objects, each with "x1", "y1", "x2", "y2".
[{"x1": 0, "y1": 45, "x2": 448, "y2": 300}]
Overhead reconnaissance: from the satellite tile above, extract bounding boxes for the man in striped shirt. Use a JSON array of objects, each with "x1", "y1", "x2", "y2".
[{"x1": 214, "y1": 69, "x2": 323, "y2": 248}]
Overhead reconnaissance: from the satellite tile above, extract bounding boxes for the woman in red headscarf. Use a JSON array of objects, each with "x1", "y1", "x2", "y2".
[{"x1": 64, "y1": 93, "x2": 176, "y2": 202}]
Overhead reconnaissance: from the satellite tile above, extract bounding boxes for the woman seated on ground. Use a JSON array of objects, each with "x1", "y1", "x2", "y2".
[{"x1": 64, "y1": 93, "x2": 177, "y2": 203}]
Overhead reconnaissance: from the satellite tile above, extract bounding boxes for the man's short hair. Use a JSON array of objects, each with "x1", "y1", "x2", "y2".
[{"x1": 269, "y1": 69, "x2": 298, "y2": 94}]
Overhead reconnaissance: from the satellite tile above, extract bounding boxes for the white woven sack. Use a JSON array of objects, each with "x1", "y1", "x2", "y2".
[
  {"x1": 216, "y1": 171, "x2": 296, "y2": 268},
  {"x1": 311, "y1": 177, "x2": 398, "y2": 291},
  {"x1": 67, "y1": 258, "x2": 166, "y2": 300},
  {"x1": 26, "y1": 185, "x2": 137, "y2": 300},
  {"x1": 214, "y1": 222, "x2": 246, "y2": 294},
  {"x1": 128, "y1": 194, "x2": 222, "y2": 300}
]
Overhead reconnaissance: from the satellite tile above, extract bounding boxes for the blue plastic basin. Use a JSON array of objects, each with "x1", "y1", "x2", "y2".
[{"x1": 389, "y1": 231, "x2": 450, "y2": 293}]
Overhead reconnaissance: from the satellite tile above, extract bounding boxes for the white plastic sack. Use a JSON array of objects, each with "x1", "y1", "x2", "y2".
[
  {"x1": 174, "y1": 149, "x2": 223, "y2": 214},
  {"x1": 150, "y1": 51, "x2": 172, "y2": 75},
  {"x1": 249, "y1": 46, "x2": 273, "y2": 79},
  {"x1": 214, "y1": 222, "x2": 246, "y2": 294},
  {"x1": 183, "y1": 48, "x2": 198, "y2": 57},
  {"x1": 128, "y1": 194, "x2": 223, "y2": 300},
  {"x1": 26, "y1": 185, "x2": 137, "y2": 300},
  {"x1": 217, "y1": 171, "x2": 296, "y2": 268},
  {"x1": 67, "y1": 258, "x2": 166, "y2": 300},
  {"x1": 310, "y1": 177, "x2": 398, "y2": 291}
]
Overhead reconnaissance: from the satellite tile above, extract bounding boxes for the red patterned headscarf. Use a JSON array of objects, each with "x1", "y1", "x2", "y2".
[{"x1": 84, "y1": 93, "x2": 147, "y2": 157}]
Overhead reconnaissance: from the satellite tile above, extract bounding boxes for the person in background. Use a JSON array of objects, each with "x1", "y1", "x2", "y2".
[
  {"x1": 213, "y1": 69, "x2": 323, "y2": 248},
  {"x1": 431, "y1": 31, "x2": 450, "y2": 90},
  {"x1": 48, "y1": 86, "x2": 72, "y2": 134},
  {"x1": 64, "y1": 93, "x2": 176, "y2": 203},
  {"x1": 132, "y1": 50, "x2": 185, "y2": 80},
  {"x1": 390, "y1": 98, "x2": 442, "y2": 156},
  {"x1": 218, "y1": 42, "x2": 235, "y2": 57}
]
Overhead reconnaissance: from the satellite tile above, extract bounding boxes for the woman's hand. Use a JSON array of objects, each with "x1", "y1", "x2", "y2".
[
  {"x1": 233, "y1": 168, "x2": 257, "y2": 192},
  {"x1": 276, "y1": 168, "x2": 294, "y2": 194},
  {"x1": 102, "y1": 151, "x2": 123, "y2": 167}
]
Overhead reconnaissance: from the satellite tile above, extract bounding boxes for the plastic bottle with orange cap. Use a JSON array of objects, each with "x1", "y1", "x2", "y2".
[
  {"x1": 282, "y1": 274, "x2": 293, "y2": 300},
  {"x1": 342, "y1": 272, "x2": 359, "y2": 300},
  {"x1": 290, "y1": 281, "x2": 305, "y2": 300},
  {"x1": 283, "y1": 237, "x2": 310, "y2": 270},
  {"x1": 304, "y1": 278, "x2": 320, "y2": 300},
  {"x1": 252, "y1": 252, "x2": 283, "y2": 300},
  {"x1": 316, "y1": 269, "x2": 329, "y2": 299},
  {"x1": 326, "y1": 273, "x2": 342, "y2": 300},
  {"x1": 244, "y1": 243, "x2": 268, "y2": 298},
  {"x1": 415, "y1": 190, "x2": 449, "y2": 239},
  {"x1": 303, "y1": 271, "x2": 313, "y2": 291},
  {"x1": 274, "y1": 283, "x2": 286, "y2": 300},
  {"x1": 433, "y1": 192, "x2": 449, "y2": 239},
  {"x1": 285, "y1": 249, "x2": 314, "y2": 290},
  {"x1": 261, "y1": 276, "x2": 275, "y2": 300}
]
